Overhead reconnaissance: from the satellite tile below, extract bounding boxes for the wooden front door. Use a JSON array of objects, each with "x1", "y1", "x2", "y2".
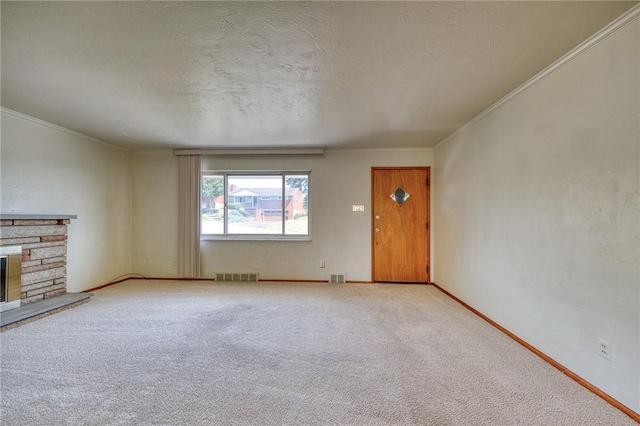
[{"x1": 372, "y1": 167, "x2": 430, "y2": 283}]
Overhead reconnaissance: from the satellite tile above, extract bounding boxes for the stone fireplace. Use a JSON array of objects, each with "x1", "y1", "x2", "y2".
[{"x1": 0, "y1": 215, "x2": 76, "y2": 308}]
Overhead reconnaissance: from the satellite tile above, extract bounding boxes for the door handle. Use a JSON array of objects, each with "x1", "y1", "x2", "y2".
[{"x1": 375, "y1": 228, "x2": 380, "y2": 232}]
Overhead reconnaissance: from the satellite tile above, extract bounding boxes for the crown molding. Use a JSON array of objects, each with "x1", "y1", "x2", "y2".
[
  {"x1": 434, "y1": 4, "x2": 640, "y2": 151},
  {"x1": 1, "y1": 107, "x2": 131, "y2": 153}
]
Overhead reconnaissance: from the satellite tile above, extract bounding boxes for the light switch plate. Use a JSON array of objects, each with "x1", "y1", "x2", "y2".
[{"x1": 352, "y1": 205, "x2": 365, "y2": 212}]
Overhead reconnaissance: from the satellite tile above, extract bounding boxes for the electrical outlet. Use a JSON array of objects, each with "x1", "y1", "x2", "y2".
[
  {"x1": 597, "y1": 338, "x2": 611, "y2": 361},
  {"x1": 320, "y1": 261, "x2": 325, "y2": 268}
]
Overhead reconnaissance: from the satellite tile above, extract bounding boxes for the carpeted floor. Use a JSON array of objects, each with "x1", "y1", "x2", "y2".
[{"x1": 0, "y1": 280, "x2": 636, "y2": 425}]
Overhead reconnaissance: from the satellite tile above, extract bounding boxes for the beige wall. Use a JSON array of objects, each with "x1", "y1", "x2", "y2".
[
  {"x1": 432, "y1": 19, "x2": 639, "y2": 411},
  {"x1": 131, "y1": 148, "x2": 432, "y2": 281},
  {"x1": 0, "y1": 113, "x2": 432, "y2": 285},
  {"x1": 0, "y1": 110, "x2": 132, "y2": 292},
  {"x1": 131, "y1": 151, "x2": 179, "y2": 276}
]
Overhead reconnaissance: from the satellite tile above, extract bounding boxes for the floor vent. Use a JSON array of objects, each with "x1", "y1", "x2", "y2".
[
  {"x1": 215, "y1": 272, "x2": 260, "y2": 282},
  {"x1": 330, "y1": 274, "x2": 346, "y2": 283}
]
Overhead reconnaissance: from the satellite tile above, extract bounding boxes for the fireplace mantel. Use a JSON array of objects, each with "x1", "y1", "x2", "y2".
[{"x1": 0, "y1": 214, "x2": 77, "y2": 220}]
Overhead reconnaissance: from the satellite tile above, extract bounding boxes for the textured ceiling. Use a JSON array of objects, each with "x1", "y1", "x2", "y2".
[{"x1": 1, "y1": 1, "x2": 636, "y2": 151}]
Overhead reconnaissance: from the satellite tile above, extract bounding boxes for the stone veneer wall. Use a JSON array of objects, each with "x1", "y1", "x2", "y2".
[{"x1": 0, "y1": 219, "x2": 71, "y2": 304}]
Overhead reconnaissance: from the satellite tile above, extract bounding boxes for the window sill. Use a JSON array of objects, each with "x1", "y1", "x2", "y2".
[{"x1": 201, "y1": 234, "x2": 311, "y2": 242}]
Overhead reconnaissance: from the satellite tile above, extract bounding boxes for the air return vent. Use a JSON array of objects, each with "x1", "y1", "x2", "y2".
[
  {"x1": 215, "y1": 272, "x2": 259, "y2": 282},
  {"x1": 330, "y1": 274, "x2": 345, "y2": 283}
]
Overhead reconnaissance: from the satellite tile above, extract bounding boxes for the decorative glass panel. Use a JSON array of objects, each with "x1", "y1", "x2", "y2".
[{"x1": 390, "y1": 186, "x2": 410, "y2": 206}]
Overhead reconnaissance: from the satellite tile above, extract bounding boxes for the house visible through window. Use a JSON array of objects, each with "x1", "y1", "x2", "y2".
[{"x1": 201, "y1": 172, "x2": 309, "y2": 239}]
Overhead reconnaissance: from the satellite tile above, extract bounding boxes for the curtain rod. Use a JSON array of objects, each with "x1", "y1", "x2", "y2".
[{"x1": 174, "y1": 148, "x2": 324, "y2": 156}]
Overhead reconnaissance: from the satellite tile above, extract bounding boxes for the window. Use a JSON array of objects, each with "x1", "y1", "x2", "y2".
[{"x1": 201, "y1": 172, "x2": 310, "y2": 240}]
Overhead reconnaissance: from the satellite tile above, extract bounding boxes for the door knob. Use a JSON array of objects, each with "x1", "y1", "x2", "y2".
[{"x1": 375, "y1": 228, "x2": 380, "y2": 232}]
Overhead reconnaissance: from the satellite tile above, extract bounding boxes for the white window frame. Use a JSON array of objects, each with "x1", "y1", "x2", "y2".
[{"x1": 201, "y1": 171, "x2": 311, "y2": 241}]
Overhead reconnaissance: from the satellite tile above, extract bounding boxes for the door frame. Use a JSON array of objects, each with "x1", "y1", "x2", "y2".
[{"x1": 371, "y1": 167, "x2": 430, "y2": 283}]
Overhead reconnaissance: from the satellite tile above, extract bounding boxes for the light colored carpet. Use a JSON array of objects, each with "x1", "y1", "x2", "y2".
[{"x1": 0, "y1": 280, "x2": 636, "y2": 425}]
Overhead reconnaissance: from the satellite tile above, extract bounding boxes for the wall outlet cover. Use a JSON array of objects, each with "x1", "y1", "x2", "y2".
[{"x1": 597, "y1": 338, "x2": 611, "y2": 361}]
